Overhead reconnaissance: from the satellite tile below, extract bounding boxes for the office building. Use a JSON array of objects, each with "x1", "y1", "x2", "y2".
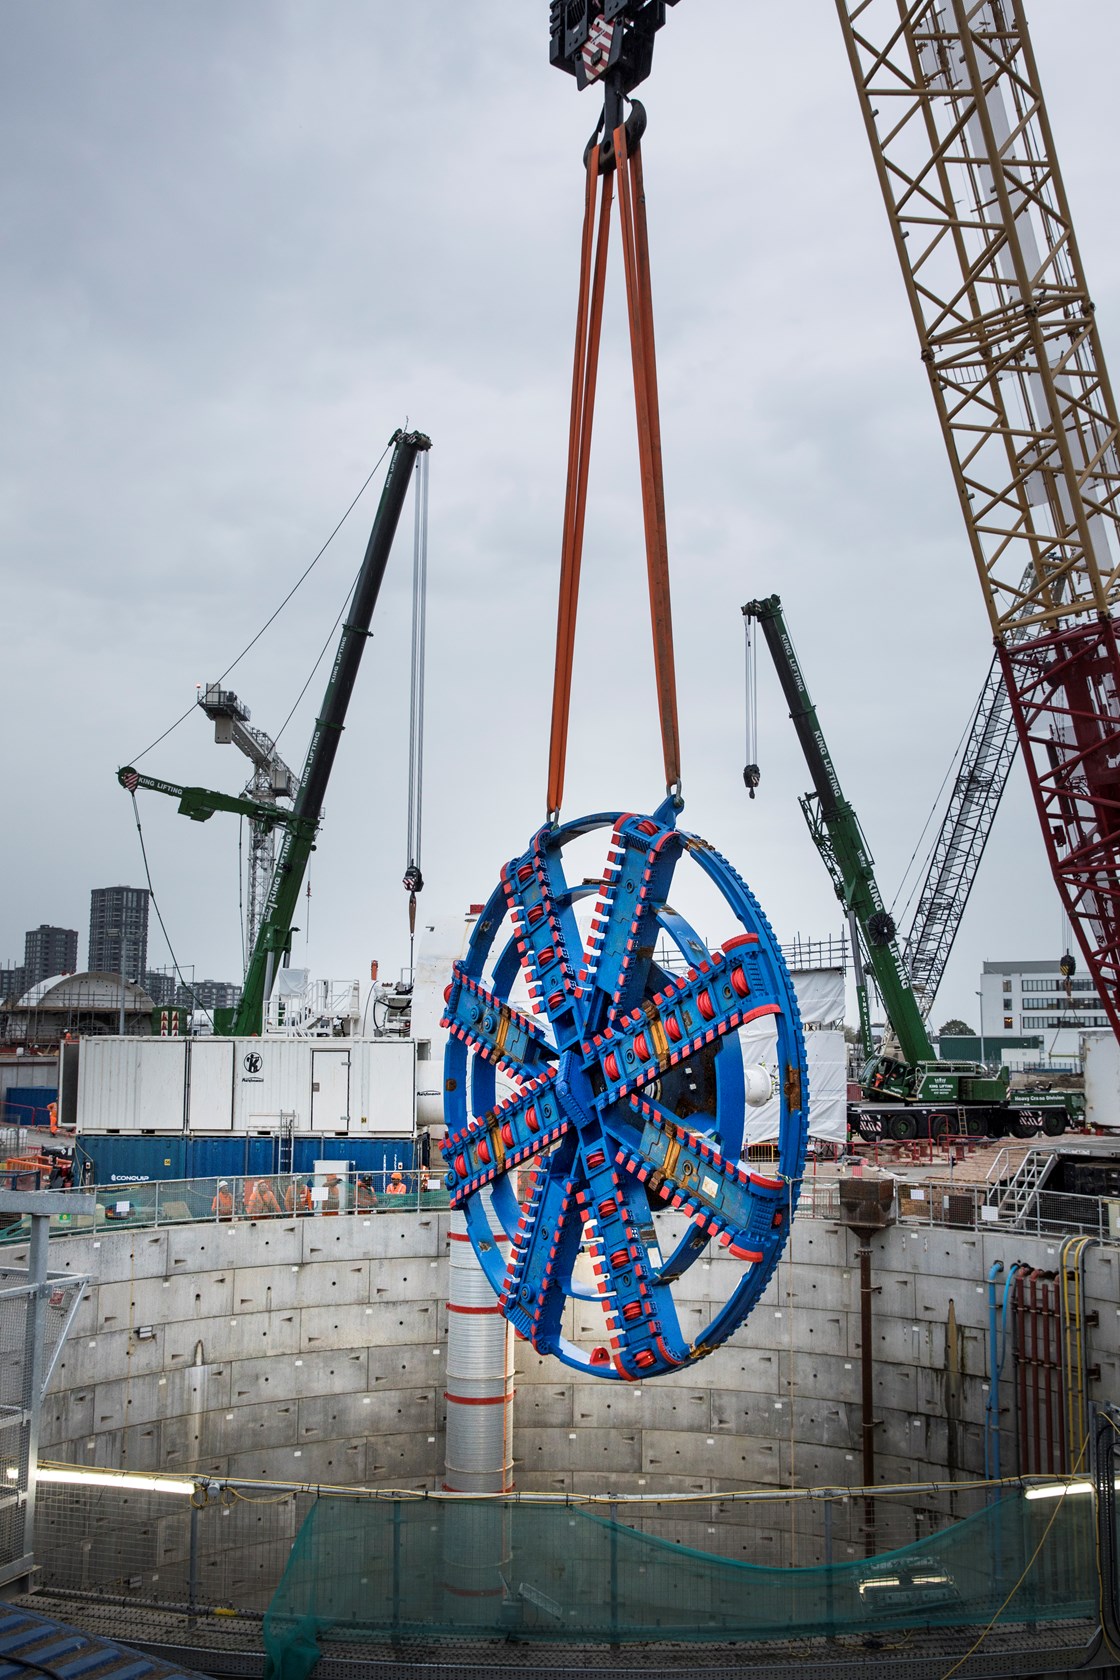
[
  {"x1": 978, "y1": 958, "x2": 1109, "y2": 1066},
  {"x1": 23, "y1": 924, "x2": 78, "y2": 990},
  {"x1": 177, "y1": 978, "x2": 242, "y2": 1012},
  {"x1": 88, "y1": 887, "x2": 150, "y2": 983}
]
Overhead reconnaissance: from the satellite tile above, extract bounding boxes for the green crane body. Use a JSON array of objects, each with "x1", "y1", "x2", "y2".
[
  {"x1": 119, "y1": 427, "x2": 431, "y2": 1037},
  {"x1": 743, "y1": 595, "x2": 1009, "y2": 1109}
]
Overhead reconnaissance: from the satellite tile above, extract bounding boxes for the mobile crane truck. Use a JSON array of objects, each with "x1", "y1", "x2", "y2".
[{"x1": 743, "y1": 594, "x2": 1083, "y2": 1143}]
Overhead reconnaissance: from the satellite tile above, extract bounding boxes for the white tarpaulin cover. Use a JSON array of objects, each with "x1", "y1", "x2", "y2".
[
  {"x1": 738, "y1": 1027, "x2": 848, "y2": 1146},
  {"x1": 788, "y1": 967, "x2": 845, "y2": 1027},
  {"x1": 734, "y1": 966, "x2": 848, "y2": 1145}
]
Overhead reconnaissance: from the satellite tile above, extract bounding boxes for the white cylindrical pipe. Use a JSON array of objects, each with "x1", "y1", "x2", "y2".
[{"x1": 443, "y1": 1208, "x2": 514, "y2": 1494}]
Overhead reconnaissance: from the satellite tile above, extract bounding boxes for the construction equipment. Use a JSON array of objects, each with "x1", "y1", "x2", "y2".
[
  {"x1": 899, "y1": 648, "x2": 1018, "y2": 1019},
  {"x1": 836, "y1": 2, "x2": 1120, "y2": 1045},
  {"x1": 196, "y1": 684, "x2": 297, "y2": 957},
  {"x1": 116, "y1": 767, "x2": 300, "y2": 837},
  {"x1": 120, "y1": 426, "x2": 431, "y2": 1035},
  {"x1": 744, "y1": 594, "x2": 1080, "y2": 1141},
  {"x1": 441, "y1": 2, "x2": 808, "y2": 1381}
]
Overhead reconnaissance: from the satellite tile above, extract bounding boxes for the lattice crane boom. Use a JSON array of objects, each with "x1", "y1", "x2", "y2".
[
  {"x1": 837, "y1": 0, "x2": 1120, "y2": 1037},
  {"x1": 196, "y1": 684, "x2": 297, "y2": 961},
  {"x1": 900, "y1": 648, "x2": 1017, "y2": 1017}
]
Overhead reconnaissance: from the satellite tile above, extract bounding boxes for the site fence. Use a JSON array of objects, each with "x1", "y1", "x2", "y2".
[{"x1": 24, "y1": 1472, "x2": 1112, "y2": 1674}]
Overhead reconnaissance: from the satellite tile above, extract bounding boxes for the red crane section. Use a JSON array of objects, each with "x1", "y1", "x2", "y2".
[{"x1": 836, "y1": 0, "x2": 1120, "y2": 1037}]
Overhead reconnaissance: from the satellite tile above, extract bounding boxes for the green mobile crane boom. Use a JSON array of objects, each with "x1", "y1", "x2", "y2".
[
  {"x1": 743, "y1": 596, "x2": 1078, "y2": 1141},
  {"x1": 235, "y1": 428, "x2": 431, "y2": 1034},
  {"x1": 116, "y1": 767, "x2": 307, "y2": 835},
  {"x1": 742, "y1": 596, "x2": 936, "y2": 1068},
  {"x1": 120, "y1": 426, "x2": 431, "y2": 1036}
]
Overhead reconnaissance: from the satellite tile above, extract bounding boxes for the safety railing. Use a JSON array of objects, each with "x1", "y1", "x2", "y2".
[
  {"x1": 0, "y1": 1168, "x2": 449, "y2": 1244},
  {"x1": 2, "y1": 1166, "x2": 1114, "y2": 1247},
  {"x1": 895, "y1": 1180, "x2": 1117, "y2": 1240}
]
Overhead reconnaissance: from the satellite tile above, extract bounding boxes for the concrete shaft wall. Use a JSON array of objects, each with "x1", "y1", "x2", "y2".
[
  {"x1": 515, "y1": 1217, "x2": 1118, "y2": 1495},
  {"x1": 29, "y1": 1212, "x2": 449, "y2": 1486},
  {"x1": 21, "y1": 1212, "x2": 1118, "y2": 1495}
]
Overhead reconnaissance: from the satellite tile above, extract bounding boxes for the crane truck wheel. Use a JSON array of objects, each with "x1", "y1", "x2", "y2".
[
  {"x1": 928, "y1": 1113, "x2": 951, "y2": 1143},
  {"x1": 1041, "y1": 1112, "x2": 1065, "y2": 1137},
  {"x1": 889, "y1": 1114, "x2": 918, "y2": 1142}
]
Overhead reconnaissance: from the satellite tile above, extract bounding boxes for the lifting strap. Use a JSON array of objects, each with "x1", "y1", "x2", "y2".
[{"x1": 546, "y1": 117, "x2": 681, "y2": 824}]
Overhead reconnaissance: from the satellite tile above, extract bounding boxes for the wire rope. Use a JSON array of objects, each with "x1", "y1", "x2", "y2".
[
  {"x1": 889, "y1": 695, "x2": 977, "y2": 924},
  {"x1": 271, "y1": 565, "x2": 361, "y2": 750},
  {"x1": 127, "y1": 439, "x2": 394, "y2": 766},
  {"x1": 127, "y1": 792, "x2": 213, "y2": 1026},
  {"x1": 406, "y1": 450, "x2": 429, "y2": 882},
  {"x1": 743, "y1": 612, "x2": 759, "y2": 797}
]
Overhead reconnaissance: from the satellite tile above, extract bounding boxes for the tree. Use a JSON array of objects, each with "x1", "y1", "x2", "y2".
[{"x1": 938, "y1": 1018, "x2": 975, "y2": 1036}]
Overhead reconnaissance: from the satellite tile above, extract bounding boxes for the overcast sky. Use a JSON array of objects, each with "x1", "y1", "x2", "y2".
[{"x1": 4, "y1": 2, "x2": 1119, "y2": 1036}]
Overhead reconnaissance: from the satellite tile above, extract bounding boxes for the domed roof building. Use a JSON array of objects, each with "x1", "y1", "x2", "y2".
[{"x1": 3, "y1": 972, "x2": 155, "y2": 1047}]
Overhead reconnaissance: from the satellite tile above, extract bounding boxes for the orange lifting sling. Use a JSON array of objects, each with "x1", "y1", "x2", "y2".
[{"x1": 546, "y1": 109, "x2": 681, "y2": 824}]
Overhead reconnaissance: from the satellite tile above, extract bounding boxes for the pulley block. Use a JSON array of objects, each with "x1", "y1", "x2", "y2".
[{"x1": 441, "y1": 801, "x2": 808, "y2": 1380}]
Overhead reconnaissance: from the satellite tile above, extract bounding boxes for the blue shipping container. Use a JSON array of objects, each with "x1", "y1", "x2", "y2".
[
  {"x1": 78, "y1": 1135, "x2": 187, "y2": 1185},
  {"x1": 187, "y1": 1135, "x2": 279, "y2": 1180},
  {"x1": 4, "y1": 1087, "x2": 57, "y2": 1128},
  {"x1": 78, "y1": 1133, "x2": 415, "y2": 1187},
  {"x1": 291, "y1": 1136, "x2": 414, "y2": 1178}
]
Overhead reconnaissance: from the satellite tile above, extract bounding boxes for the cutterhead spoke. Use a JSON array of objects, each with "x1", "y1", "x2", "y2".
[
  {"x1": 443, "y1": 965, "x2": 557, "y2": 1081},
  {"x1": 500, "y1": 831, "x2": 585, "y2": 1050}
]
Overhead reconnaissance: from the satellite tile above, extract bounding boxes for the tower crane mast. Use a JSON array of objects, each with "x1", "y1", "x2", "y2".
[
  {"x1": 836, "y1": 0, "x2": 1120, "y2": 1040},
  {"x1": 196, "y1": 684, "x2": 297, "y2": 962}
]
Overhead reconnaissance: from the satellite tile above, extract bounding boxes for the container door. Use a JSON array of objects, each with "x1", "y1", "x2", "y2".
[
  {"x1": 133, "y1": 1040, "x2": 188, "y2": 1132},
  {"x1": 348, "y1": 1041, "x2": 416, "y2": 1135},
  {"x1": 187, "y1": 1039, "x2": 235, "y2": 1131},
  {"x1": 246, "y1": 1135, "x2": 280, "y2": 1176},
  {"x1": 310, "y1": 1050, "x2": 350, "y2": 1132},
  {"x1": 83, "y1": 1135, "x2": 186, "y2": 1185}
]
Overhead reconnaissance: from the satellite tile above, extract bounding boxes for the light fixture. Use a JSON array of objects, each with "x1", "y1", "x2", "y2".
[
  {"x1": 36, "y1": 1467, "x2": 195, "y2": 1496},
  {"x1": 1023, "y1": 1478, "x2": 1119, "y2": 1500}
]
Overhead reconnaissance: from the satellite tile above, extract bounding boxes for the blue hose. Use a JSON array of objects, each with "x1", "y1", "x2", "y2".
[{"x1": 985, "y1": 1260, "x2": 1021, "y2": 1480}]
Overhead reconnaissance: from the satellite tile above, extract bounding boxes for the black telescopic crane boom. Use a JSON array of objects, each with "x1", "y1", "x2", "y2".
[{"x1": 234, "y1": 427, "x2": 432, "y2": 1035}]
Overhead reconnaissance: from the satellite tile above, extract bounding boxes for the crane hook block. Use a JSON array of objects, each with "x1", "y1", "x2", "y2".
[
  {"x1": 440, "y1": 804, "x2": 808, "y2": 1380},
  {"x1": 550, "y1": 1, "x2": 680, "y2": 94}
]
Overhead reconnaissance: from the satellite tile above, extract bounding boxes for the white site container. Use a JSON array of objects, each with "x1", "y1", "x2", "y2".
[
  {"x1": 349, "y1": 1039, "x2": 416, "y2": 1137},
  {"x1": 231, "y1": 1037, "x2": 321, "y2": 1133},
  {"x1": 77, "y1": 1034, "x2": 418, "y2": 1140},
  {"x1": 1081, "y1": 1031, "x2": 1120, "y2": 1130},
  {"x1": 77, "y1": 1038, "x2": 188, "y2": 1134},
  {"x1": 186, "y1": 1037, "x2": 235, "y2": 1130}
]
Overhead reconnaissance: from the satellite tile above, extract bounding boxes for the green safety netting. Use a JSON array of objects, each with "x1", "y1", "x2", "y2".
[{"x1": 262, "y1": 1492, "x2": 1097, "y2": 1680}]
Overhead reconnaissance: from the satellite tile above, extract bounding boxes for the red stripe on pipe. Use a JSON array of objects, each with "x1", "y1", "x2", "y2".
[
  {"x1": 447, "y1": 1302, "x2": 503, "y2": 1315},
  {"x1": 443, "y1": 1391, "x2": 515, "y2": 1406}
]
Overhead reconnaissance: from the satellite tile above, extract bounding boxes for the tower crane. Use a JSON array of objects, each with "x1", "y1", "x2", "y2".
[
  {"x1": 119, "y1": 426, "x2": 431, "y2": 1035},
  {"x1": 195, "y1": 684, "x2": 297, "y2": 962},
  {"x1": 836, "y1": 0, "x2": 1120, "y2": 1043}
]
